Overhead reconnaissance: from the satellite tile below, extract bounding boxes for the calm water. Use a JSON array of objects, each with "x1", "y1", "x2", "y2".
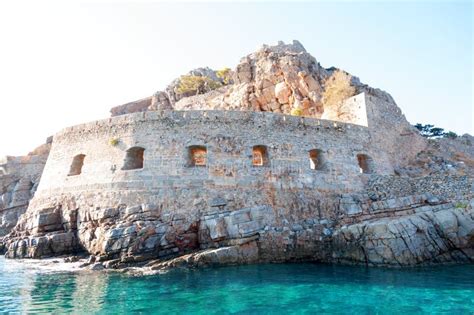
[{"x1": 0, "y1": 257, "x2": 473, "y2": 314}]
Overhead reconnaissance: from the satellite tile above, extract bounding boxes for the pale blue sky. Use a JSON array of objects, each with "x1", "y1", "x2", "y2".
[{"x1": 0, "y1": 1, "x2": 472, "y2": 157}]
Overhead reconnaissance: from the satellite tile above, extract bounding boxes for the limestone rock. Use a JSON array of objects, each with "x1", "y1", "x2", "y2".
[
  {"x1": 110, "y1": 97, "x2": 152, "y2": 117},
  {"x1": 0, "y1": 140, "x2": 50, "y2": 236},
  {"x1": 149, "y1": 91, "x2": 172, "y2": 111},
  {"x1": 332, "y1": 205, "x2": 474, "y2": 266},
  {"x1": 147, "y1": 241, "x2": 259, "y2": 271},
  {"x1": 274, "y1": 82, "x2": 291, "y2": 104}
]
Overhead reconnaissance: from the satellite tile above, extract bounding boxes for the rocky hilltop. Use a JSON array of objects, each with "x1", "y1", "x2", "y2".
[
  {"x1": 0, "y1": 41, "x2": 472, "y2": 271},
  {"x1": 111, "y1": 40, "x2": 379, "y2": 121}
]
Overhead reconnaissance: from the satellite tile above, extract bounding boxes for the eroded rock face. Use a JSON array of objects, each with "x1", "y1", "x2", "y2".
[
  {"x1": 218, "y1": 40, "x2": 329, "y2": 116},
  {"x1": 0, "y1": 140, "x2": 51, "y2": 237},
  {"x1": 110, "y1": 97, "x2": 153, "y2": 117},
  {"x1": 4, "y1": 173, "x2": 473, "y2": 268},
  {"x1": 111, "y1": 67, "x2": 226, "y2": 116},
  {"x1": 109, "y1": 41, "x2": 347, "y2": 119},
  {"x1": 332, "y1": 205, "x2": 474, "y2": 266},
  {"x1": 398, "y1": 134, "x2": 474, "y2": 177}
]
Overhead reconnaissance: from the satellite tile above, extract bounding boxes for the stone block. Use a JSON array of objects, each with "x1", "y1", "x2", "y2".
[
  {"x1": 231, "y1": 210, "x2": 251, "y2": 225},
  {"x1": 238, "y1": 221, "x2": 260, "y2": 237},
  {"x1": 343, "y1": 203, "x2": 362, "y2": 215},
  {"x1": 206, "y1": 217, "x2": 228, "y2": 240},
  {"x1": 210, "y1": 197, "x2": 227, "y2": 208},
  {"x1": 36, "y1": 211, "x2": 61, "y2": 228}
]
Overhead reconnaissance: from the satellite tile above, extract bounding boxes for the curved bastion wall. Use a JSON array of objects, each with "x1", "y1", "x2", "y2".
[
  {"x1": 7, "y1": 110, "x2": 404, "y2": 262},
  {"x1": 35, "y1": 110, "x2": 393, "y2": 198}
]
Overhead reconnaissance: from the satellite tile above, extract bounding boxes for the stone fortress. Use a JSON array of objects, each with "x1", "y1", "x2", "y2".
[{"x1": 1, "y1": 41, "x2": 473, "y2": 269}]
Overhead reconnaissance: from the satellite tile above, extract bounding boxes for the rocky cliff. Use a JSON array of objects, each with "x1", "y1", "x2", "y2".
[{"x1": 0, "y1": 139, "x2": 51, "y2": 237}]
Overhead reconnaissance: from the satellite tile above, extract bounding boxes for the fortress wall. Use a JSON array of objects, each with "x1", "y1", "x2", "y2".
[
  {"x1": 367, "y1": 175, "x2": 473, "y2": 202},
  {"x1": 7, "y1": 110, "x2": 398, "y2": 260},
  {"x1": 35, "y1": 110, "x2": 393, "y2": 202},
  {"x1": 321, "y1": 92, "x2": 369, "y2": 127},
  {"x1": 340, "y1": 92, "x2": 368, "y2": 127}
]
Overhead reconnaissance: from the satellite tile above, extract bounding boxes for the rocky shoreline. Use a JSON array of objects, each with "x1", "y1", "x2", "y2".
[{"x1": 2, "y1": 192, "x2": 472, "y2": 275}]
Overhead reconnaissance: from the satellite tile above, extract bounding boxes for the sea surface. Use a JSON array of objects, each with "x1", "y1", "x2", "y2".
[{"x1": 0, "y1": 257, "x2": 473, "y2": 314}]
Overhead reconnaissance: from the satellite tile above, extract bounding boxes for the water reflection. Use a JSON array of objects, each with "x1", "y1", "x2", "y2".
[
  {"x1": 71, "y1": 272, "x2": 108, "y2": 313},
  {"x1": 0, "y1": 258, "x2": 109, "y2": 313},
  {"x1": 0, "y1": 258, "x2": 473, "y2": 314}
]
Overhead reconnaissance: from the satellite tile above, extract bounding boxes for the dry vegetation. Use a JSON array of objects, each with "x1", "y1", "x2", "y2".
[
  {"x1": 176, "y1": 75, "x2": 222, "y2": 96},
  {"x1": 321, "y1": 70, "x2": 356, "y2": 119}
]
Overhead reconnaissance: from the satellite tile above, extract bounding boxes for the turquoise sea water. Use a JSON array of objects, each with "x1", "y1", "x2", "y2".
[{"x1": 0, "y1": 257, "x2": 473, "y2": 314}]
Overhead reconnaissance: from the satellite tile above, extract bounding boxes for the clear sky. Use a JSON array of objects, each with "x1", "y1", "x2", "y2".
[{"x1": 0, "y1": 1, "x2": 472, "y2": 157}]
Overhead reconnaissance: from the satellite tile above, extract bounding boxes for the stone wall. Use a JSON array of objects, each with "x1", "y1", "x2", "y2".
[
  {"x1": 367, "y1": 175, "x2": 472, "y2": 202},
  {"x1": 363, "y1": 89, "x2": 427, "y2": 169},
  {"x1": 35, "y1": 110, "x2": 394, "y2": 196}
]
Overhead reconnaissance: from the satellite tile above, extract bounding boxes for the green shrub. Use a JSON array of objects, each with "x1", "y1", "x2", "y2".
[
  {"x1": 216, "y1": 68, "x2": 232, "y2": 85},
  {"x1": 176, "y1": 75, "x2": 222, "y2": 95},
  {"x1": 291, "y1": 107, "x2": 303, "y2": 116},
  {"x1": 454, "y1": 202, "x2": 468, "y2": 209},
  {"x1": 109, "y1": 138, "x2": 119, "y2": 146}
]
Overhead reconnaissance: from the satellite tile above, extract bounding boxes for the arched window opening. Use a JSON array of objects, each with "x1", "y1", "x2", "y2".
[
  {"x1": 252, "y1": 145, "x2": 269, "y2": 166},
  {"x1": 122, "y1": 147, "x2": 145, "y2": 170},
  {"x1": 309, "y1": 149, "x2": 324, "y2": 170},
  {"x1": 357, "y1": 154, "x2": 373, "y2": 174},
  {"x1": 68, "y1": 154, "x2": 85, "y2": 176},
  {"x1": 188, "y1": 145, "x2": 207, "y2": 167}
]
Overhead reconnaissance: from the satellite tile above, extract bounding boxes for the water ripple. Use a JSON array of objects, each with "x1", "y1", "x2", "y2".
[{"x1": 0, "y1": 258, "x2": 473, "y2": 314}]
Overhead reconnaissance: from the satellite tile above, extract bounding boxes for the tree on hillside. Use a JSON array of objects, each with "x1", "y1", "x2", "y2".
[
  {"x1": 444, "y1": 131, "x2": 458, "y2": 139},
  {"x1": 414, "y1": 123, "x2": 458, "y2": 139}
]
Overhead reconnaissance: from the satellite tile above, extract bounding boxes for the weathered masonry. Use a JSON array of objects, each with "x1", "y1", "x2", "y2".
[
  {"x1": 66, "y1": 142, "x2": 373, "y2": 176},
  {"x1": 35, "y1": 110, "x2": 395, "y2": 196}
]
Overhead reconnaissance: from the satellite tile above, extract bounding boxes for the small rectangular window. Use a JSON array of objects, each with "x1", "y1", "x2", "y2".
[
  {"x1": 357, "y1": 154, "x2": 373, "y2": 174},
  {"x1": 122, "y1": 147, "x2": 145, "y2": 170},
  {"x1": 309, "y1": 149, "x2": 324, "y2": 170},
  {"x1": 188, "y1": 146, "x2": 207, "y2": 167},
  {"x1": 252, "y1": 145, "x2": 269, "y2": 166},
  {"x1": 68, "y1": 154, "x2": 86, "y2": 176}
]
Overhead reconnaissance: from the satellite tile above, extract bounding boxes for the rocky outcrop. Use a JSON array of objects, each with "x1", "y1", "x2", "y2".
[
  {"x1": 333, "y1": 204, "x2": 474, "y2": 266},
  {"x1": 212, "y1": 40, "x2": 330, "y2": 116},
  {"x1": 4, "y1": 173, "x2": 473, "y2": 269},
  {"x1": 145, "y1": 242, "x2": 259, "y2": 271},
  {"x1": 398, "y1": 134, "x2": 474, "y2": 177},
  {"x1": 0, "y1": 140, "x2": 51, "y2": 237},
  {"x1": 110, "y1": 67, "x2": 227, "y2": 116},
  {"x1": 110, "y1": 97, "x2": 153, "y2": 117},
  {"x1": 109, "y1": 41, "x2": 357, "y2": 120}
]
